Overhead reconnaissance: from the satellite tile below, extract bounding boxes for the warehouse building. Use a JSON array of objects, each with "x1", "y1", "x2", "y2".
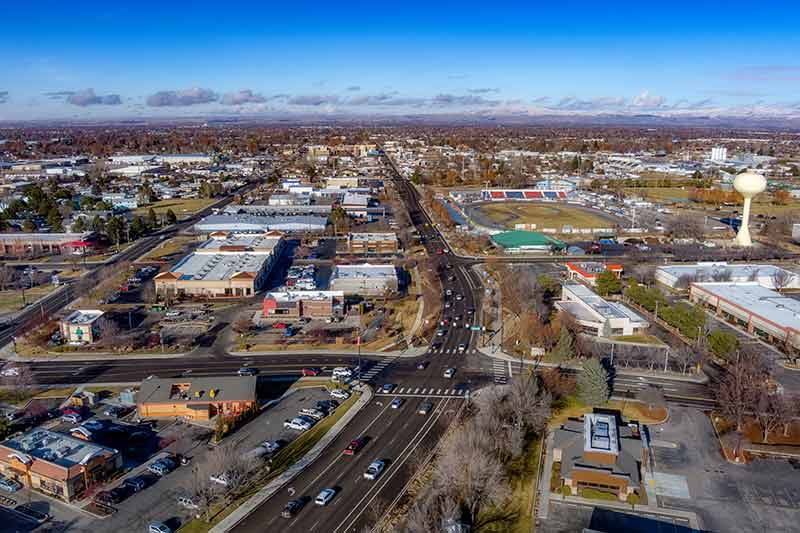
[
  {"x1": 329, "y1": 263, "x2": 398, "y2": 296},
  {"x1": 656, "y1": 262, "x2": 800, "y2": 290},
  {"x1": 689, "y1": 282, "x2": 800, "y2": 351},
  {"x1": 556, "y1": 283, "x2": 649, "y2": 337},
  {"x1": 0, "y1": 429, "x2": 122, "y2": 502},
  {"x1": 262, "y1": 290, "x2": 344, "y2": 319},
  {"x1": 347, "y1": 232, "x2": 399, "y2": 255},
  {"x1": 154, "y1": 232, "x2": 284, "y2": 298},
  {"x1": 137, "y1": 375, "x2": 257, "y2": 421},
  {"x1": 194, "y1": 213, "x2": 328, "y2": 233},
  {"x1": 491, "y1": 230, "x2": 566, "y2": 254},
  {"x1": 0, "y1": 232, "x2": 96, "y2": 258}
]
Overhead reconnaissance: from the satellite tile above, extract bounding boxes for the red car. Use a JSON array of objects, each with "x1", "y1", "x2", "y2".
[
  {"x1": 272, "y1": 322, "x2": 288, "y2": 329},
  {"x1": 301, "y1": 368, "x2": 321, "y2": 376},
  {"x1": 343, "y1": 437, "x2": 365, "y2": 456}
]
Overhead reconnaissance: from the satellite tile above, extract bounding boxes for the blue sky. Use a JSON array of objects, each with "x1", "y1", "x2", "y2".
[{"x1": 1, "y1": 0, "x2": 799, "y2": 119}]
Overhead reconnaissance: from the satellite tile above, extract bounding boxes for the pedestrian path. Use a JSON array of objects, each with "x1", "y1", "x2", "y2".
[
  {"x1": 358, "y1": 356, "x2": 397, "y2": 382},
  {"x1": 492, "y1": 358, "x2": 509, "y2": 384},
  {"x1": 375, "y1": 387, "x2": 470, "y2": 398},
  {"x1": 427, "y1": 346, "x2": 478, "y2": 355}
]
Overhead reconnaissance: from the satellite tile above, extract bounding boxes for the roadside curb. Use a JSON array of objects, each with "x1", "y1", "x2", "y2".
[
  {"x1": 227, "y1": 347, "x2": 429, "y2": 358},
  {"x1": 210, "y1": 384, "x2": 374, "y2": 533},
  {"x1": 3, "y1": 350, "x2": 190, "y2": 362}
]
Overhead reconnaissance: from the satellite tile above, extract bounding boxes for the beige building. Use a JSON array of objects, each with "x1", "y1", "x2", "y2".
[
  {"x1": 137, "y1": 375, "x2": 257, "y2": 421},
  {"x1": 59, "y1": 310, "x2": 105, "y2": 344},
  {"x1": 347, "y1": 232, "x2": 399, "y2": 254},
  {"x1": 155, "y1": 231, "x2": 284, "y2": 298},
  {"x1": 0, "y1": 429, "x2": 122, "y2": 502}
]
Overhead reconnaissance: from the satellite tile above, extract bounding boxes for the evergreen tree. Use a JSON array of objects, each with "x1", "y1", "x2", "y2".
[
  {"x1": 91, "y1": 215, "x2": 105, "y2": 234},
  {"x1": 577, "y1": 358, "x2": 609, "y2": 406},
  {"x1": 147, "y1": 207, "x2": 158, "y2": 229},
  {"x1": 130, "y1": 216, "x2": 147, "y2": 239},
  {"x1": 550, "y1": 328, "x2": 575, "y2": 361},
  {"x1": 595, "y1": 271, "x2": 622, "y2": 296},
  {"x1": 47, "y1": 208, "x2": 64, "y2": 232},
  {"x1": 71, "y1": 217, "x2": 86, "y2": 233},
  {"x1": 22, "y1": 217, "x2": 36, "y2": 232}
]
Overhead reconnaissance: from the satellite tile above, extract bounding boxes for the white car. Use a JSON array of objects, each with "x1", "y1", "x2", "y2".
[
  {"x1": 330, "y1": 389, "x2": 351, "y2": 400},
  {"x1": 0, "y1": 477, "x2": 21, "y2": 492},
  {"x1": 209, "y1": 473, "x2": 230, "y2": 486},
  {"x1": 315, "y1": 488, "x2": 336, "y2": 506},
  {"x1": 332, "y1": 367, "x2": 353, "y2": 378},
  {"x1": 61, "y1": 413, "x2": 82, "y2": 424},
  {"x1": 363, "y1": 460, "x2": 385, "y2": 481},
  {"x1": 284, "y1": 418, "x2": 312, "y2": 431},
  {"x1": 165, "y1": 310, "x2": 181, "y2": 318},
  {"x1": 443, "y1": 368, "x2": 455, "y2": 378},
  {"x1": 1, "y1": 367, "x2": 19, "y2": 377},
  {"x1": 148, "y1": 523, "x2": 172, "y2": 533},
  {"x1": 299, "y1": 408, "x2": 325, "y2": 420}
]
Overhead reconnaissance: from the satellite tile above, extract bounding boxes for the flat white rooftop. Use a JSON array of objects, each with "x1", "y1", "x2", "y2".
[
  {"x1": 265, "y1": 290, "x2": 344, "y2": 302},
  {"x1": 62, "y1": 309, "x2": 104, "y2": 325},
  {"x1": 198, "y1": 232, "x2": 282, "y2": 254},
  {"x1": 562, "y1": 283, "x2": 644, "y2": 322},
  {"x1": 691, "y1": 282, "x2": 800, "y2": 330},
  {"x1": 3, "y1": 428, "x2": 115, "y2": 469},
  {"x1": 349, "y1": 232, "x2": 397, "y2": 242},
  {"x1": 658, "y1": 263, "x2": 798, "y2": 289},
  {"x1": 333, "y1": 263, "x2": 396, "y2": 279},
  {"x1": 170, "y1": 252, "x2": 270, "y2": 281}
]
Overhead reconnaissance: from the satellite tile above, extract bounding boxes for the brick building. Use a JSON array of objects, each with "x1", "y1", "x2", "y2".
[
  {"x1": 262, "y1": 290, "x2": 344, "y2": 319},
  {"x1": 136, "y1": 375, "x2": 257, "y2": 421}
]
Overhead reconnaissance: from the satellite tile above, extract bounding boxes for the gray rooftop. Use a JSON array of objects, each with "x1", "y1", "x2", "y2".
[
  {"x1": 169, "y1": 251, "x2": 272, "y2": 281},
  {"x1": 332, "y1": 263, "x2": 397, "y2": 280},
  {"x1": 2, "y1": 429, "x2": 116, "y2": 469},
  {"x1": 137, "y1": 375, "x2": 257, "y2": 404},
  {"x1": 691, "y1": 282, "x2": 800, "y2": 330}
]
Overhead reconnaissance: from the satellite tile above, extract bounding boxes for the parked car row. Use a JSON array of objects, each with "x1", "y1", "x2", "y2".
[{"x1": 284, "y1": 264, "x2": 317, "y2": 290}]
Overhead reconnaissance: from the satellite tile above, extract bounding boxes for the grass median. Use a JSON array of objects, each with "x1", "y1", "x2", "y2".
[{"x1": 179, "y1": 389, "x2": 361, "y2": 533}]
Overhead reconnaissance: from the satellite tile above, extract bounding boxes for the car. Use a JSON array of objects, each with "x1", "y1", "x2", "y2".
[
  {"x1": 299, "y1": 408, "x2": 325, "y2": 420},
  {"x1": 417, "y1": 401, "x2": 434, "y2": 415},
  {"x1": 380, "y1": 383, "x2": 394, "y2": 394},
  {"x1": 61, "y1": 413, "x2": 82, "y2": 424},
  {"x1": 330, "y1": 389, "x2": 351, "y2": 400},
  {"x1": 364, "y1": 460, "x2": 386, "y2": 480},
  {"x1": 457, "y1": 343, "x2": 466, "y2": 353},
  {"x1": 301, "y1": 367, "x2": 321, "y2": 376},
  {"x1": 147, "y1": 460, "x2": 173, "y2": 476},
  {"x1": 281, "y1": 498, "x2": 305, "y2": 519},
  {"x1": 272, "y1": 322, "x2": 288, "y2": 329},
  {"x1": 343, "y1": 437, "x2": 365, "y2": 456},
  {"x1": 237, "y1": 367, "x2": 258, "y2": 376},
  {"x1": 445, "y1": 289, "x2": 453, "y2": 296},
  {"x1": 261, "y1": 440, "x2": 282, "y2": 454},
  {"x1": 444, "y1": 368, "x2": 455, "y2": 378},
  {"x1": 0, "y1": 477, "x2": 21, "y2": 493},
  {"x1": 455, "y1": 294, "x2": 463, "y2": 301},
  {"x1": 332, "y1": 367, "x2": 353, "y2": 378},
  {"x1": 123, "y1": 476, "x2": 147, "y2": 492},
  {"x1": 210, "y1": 472, "x2": 230, "y2": 486},
  {"x1": 444, "y1": 302, "x2": 452, "y2": 309},
  {"x1": 436, "y1": 328, "x2": 446, "y2": 337},
  {"x1": 177, "y1": 495, "x2": 200, "y2": 510},
  {"x1": 390, "y1": 398, "x2": 403, "y2": 409},
  {"x1": 0, "y1": 367, "x2": 19, "y2": 377},
  {"x1": 284, "y1": 418, "x2": 312, "y2": 431},
  {"x1": 317, "y1": 399, "x2": 339, "y2": 410},
  {"x1": 315, "y1": 488, "x2": 336, "y2": 506},
  {"x1": 431, "y1": 342, "x2": 442, "y2": 351},
  {"x1": 94, "y1": 489, "x2": 123, "y2": 505},
  {"x1": 148, "y1": 523, "x2": 172, "y2": 533},
  {"x1": 82, "y1": 420, "x2": 104, "y2": 432},
  {"x1": 416, "y1": 361, "x2": 428, "y2": 370},
  {"x1": 164, "y1": 310, "x2": 181, "y2": 318},
  {"x1": 103, "y1": 405, "x2": 130, "y2": 418}
]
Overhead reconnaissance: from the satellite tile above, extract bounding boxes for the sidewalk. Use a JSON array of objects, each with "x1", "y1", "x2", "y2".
[
  {"x1": 478, "y1": 346, "x2": 709, "y2": 384},
  {"x1": 228, "y1": 346, "x2": 429, "y2": 358},
  {"x1": 1, "y1": 348, "x2": 191, "y2": 362},
  {"x1": 210, "y1": 384, "x2": 374, "y2": 533}
]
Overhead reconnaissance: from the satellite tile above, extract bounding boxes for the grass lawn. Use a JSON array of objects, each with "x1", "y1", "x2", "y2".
[
  {"x1": 135, "y1": 198, "x2": 216, "y2": 219},
  {"x1": 549, "y1": 396, "x2": 668, "y2": 428},
  {"x1": 178, "y1": 390, "x2": 360, "y2": 533},
  {"x1": 0, "y1": 285, "x2": 57, "y2": 313},
  {"x1": 624, "y1": 187, "x2": 690, "y2": 203},
  {"x1": 610, "y1": 334, "x2": 666, "y2": 346},
  {"x1": 33, "y1": 387, "x2": 75, "y2": 399},
  {"x1": 478, "y1": 202, "x2": 611, "y2": 229},
  {"x1": 477, "y1": 436, "x2": 542, "y2": 532},
  {"x1": 140, "y1": 236, "x2": 195, "y2": 261}
]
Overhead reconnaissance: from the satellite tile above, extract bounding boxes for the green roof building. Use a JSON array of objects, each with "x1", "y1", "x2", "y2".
[{"x1": 490, "y1": 230, "x2": 566, "y2": 253}]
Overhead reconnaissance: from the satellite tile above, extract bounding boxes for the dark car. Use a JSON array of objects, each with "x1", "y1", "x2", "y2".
[
  {"x1": 95, "y1": 486, "x2": 128, "y2": 505},
  {"x1": 123, "y1": 476, "x2": 147, "y2": 492},
  {"x1": 237, "y1": 367, "x2": 258, "y2": 376},
  {"x1": 343, "y1": 437, "x2": 366, "y2": 456},
  {"x1": 282, "y1": 498, "x2": 305, "y2": 518},
  {"x1": 416, "y1": 361, "x2": 428, "y2": 370}
]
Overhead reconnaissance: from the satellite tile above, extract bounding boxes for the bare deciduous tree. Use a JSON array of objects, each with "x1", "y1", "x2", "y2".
[
  {"x1": 771, "y1": 268, "x2": 795, "y2": 293},
  {"x1": 716, "y1": 351, "x2": 768, "y2": 432}
]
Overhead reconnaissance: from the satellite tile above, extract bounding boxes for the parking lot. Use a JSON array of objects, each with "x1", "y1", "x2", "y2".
[
  {"x1": 649, "y1": 406, "x2": 800, "y2": 532},
  {"x1": 19, "y1": 386, "x2": 335, "y2": 532}
]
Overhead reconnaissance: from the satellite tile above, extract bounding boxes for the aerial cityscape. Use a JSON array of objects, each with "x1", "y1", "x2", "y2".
[{"x1": 2, "y1": 2, "x2": 800, "y2": 533}]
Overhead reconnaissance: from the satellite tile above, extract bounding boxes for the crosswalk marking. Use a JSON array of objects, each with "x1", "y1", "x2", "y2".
[
  {"x1": 374, "y1": 388, "x2": 470, "y2": 398},
  {"x1": 413, "y1": 387, "x2": 419, "y2": 394},
  {"x1": 436, "y1": 388, "x2": 441, "y2": 394}
]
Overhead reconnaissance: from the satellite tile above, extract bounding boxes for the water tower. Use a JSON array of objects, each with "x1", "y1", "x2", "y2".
[{"x1": 732, "y1": 171, "x2": 767, "y2": 247}]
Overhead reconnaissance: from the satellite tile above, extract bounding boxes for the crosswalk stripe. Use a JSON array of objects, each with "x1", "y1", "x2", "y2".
[
  {"x1": 397, "y1": 388, "x2": 405, "y2": 394},
  {"x1": 436, "y1": 388, "x2": 441, "y2": 394},
  {"x1": 414, "y1": 388, "x2": 419, "y2": 394}
]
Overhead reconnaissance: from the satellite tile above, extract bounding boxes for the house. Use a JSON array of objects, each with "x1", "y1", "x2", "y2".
[
  {"x1": 552, "y1": 411, "x2": 646, "y2": 501},
  {"x1": 0, "y1": 429, "x2": 122, "y2": 502},
  {"x1": 566, "y1": 262, "x2": 623, "y2": 287},
  {"x1": 329, "y1": 263, "x2": 398, "y2": 296},
  {"x1": 59, "y1": 310, "x2": 105, "y2": 344},
  {"x1": 347, "y1": 232, "x2": 399, "y2": 254},
  {"x1": 555, "y1": 283, "x2": 648, "y2": 337},
  {"x1": 262, "y1": 290, "x2": 344, "y2": 318},
  {"x1": 136, "y1": 375, "x2": 257, "y2": 421},
  {"x1": 0, "y1": 232, "x2": 96, "y2": 258},
  {"x1": 154, "y1": 232, "x2": 284, "y2": 298}
]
